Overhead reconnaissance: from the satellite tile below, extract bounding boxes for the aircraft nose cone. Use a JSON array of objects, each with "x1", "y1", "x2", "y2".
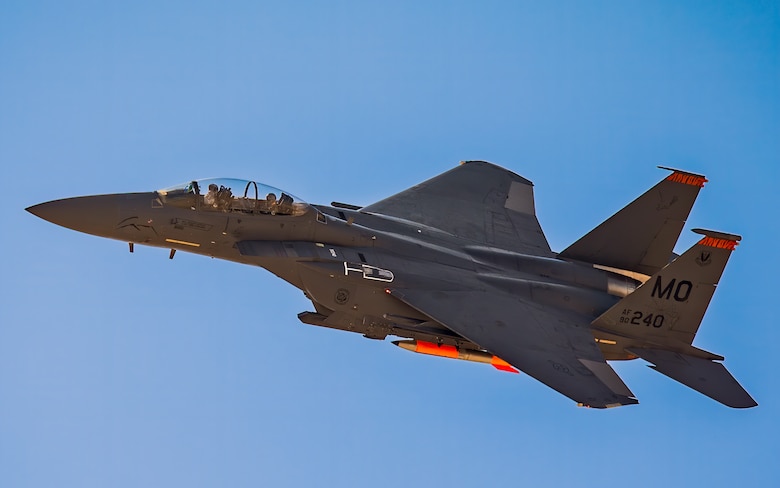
[{"x1": 26, "y1": 195, "x2": 123, "y2": 237}]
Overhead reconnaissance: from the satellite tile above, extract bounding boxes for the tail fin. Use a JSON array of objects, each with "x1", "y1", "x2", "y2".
[
  {"x1": 592, "y1": 229, "x2": 755, "y2": 407},
  {"x1": 592, "y1": 228, "x2": 739, "y2": 345},
  {"x1": 559, "y1": 167, "x2": 706, "y2": 275}
]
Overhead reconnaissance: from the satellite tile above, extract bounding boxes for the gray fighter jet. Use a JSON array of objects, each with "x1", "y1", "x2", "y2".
[{"x1": 27, "y1": 161, "x2": 756, "y2": 408}]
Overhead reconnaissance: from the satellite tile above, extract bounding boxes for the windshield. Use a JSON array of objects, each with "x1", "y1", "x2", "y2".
[{"x1": 158, "y1": 178, "x2": 310, "y2": 216}]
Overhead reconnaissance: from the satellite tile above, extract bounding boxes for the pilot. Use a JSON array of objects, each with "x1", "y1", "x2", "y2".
[
  {"x1": 278, "y1": 193, "x2": 294, "y2": 214},
  {"x1": 265, "y1": 192, "x2": 277, "y2": 213},
  {"x1": 205, "y1": 184, "x2": 219, "y2": 207}
]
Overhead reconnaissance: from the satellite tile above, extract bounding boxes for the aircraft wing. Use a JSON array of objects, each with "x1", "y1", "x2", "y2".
[
  {"x1": 388, "y1": 288, "x2": 638, "y2": 408},
  {"x1": 361, "y1": 161, "x2": 553, "y2": 256}
]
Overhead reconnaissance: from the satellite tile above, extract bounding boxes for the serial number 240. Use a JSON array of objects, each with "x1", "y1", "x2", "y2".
[{"x1": 619, "y1": 309, "x2": 665, "y2": 328}]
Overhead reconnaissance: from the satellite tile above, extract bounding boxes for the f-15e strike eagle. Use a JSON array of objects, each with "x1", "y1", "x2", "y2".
[{"x1": 27, "y1": 161, "x2": 756, "y2": 408}]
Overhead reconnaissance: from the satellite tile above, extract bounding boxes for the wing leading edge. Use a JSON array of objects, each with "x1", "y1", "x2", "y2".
[{"x1": 388, "y1": 288, "x2": 638, "y2": 408}]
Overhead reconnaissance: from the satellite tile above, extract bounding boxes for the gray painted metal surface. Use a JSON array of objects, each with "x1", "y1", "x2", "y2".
[{"x1": 26, "y1": 161, "x2": 756, "y2": 409}]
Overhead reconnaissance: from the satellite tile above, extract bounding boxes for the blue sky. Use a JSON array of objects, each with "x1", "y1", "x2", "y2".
[{"x1": 2, "y1": 1, "x2": 778, "y2": 486}]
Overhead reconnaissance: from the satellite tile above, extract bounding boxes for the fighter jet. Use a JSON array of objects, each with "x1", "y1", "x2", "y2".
[{"x1": 26, "y1": 161, "x2": 756, "y2": 408}]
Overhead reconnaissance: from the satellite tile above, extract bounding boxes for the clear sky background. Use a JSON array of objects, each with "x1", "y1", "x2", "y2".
[{"x1": 1, "y1": 1, "x2": 778, "y2": 487}]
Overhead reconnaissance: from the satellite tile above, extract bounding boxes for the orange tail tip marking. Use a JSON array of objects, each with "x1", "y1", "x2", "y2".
[
  {"x1": 415, "y1": 341, "x2": 459, "y2": 359},
  {"x1": 698, "y1": 236, "x2": 739, "y2": 250},
  {"x1": 666, "y1": 172, "x2": 708, "y2": 187},
  {"x1": 491, "y1": 356, "x2": 520, "y2": 374}
]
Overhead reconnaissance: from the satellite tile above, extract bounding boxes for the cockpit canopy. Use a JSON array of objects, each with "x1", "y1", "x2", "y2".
[{"x1": 158, "y1": 178, "x2": 310, "y2": 217}]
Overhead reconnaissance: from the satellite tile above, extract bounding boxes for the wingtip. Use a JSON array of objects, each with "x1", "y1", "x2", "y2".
[
  {"x1": 732, "y1": 399, "x2": 759, "y2": 409},
  {"x1": 577, "y1": 397, "x2": 639, "y2": 409}
]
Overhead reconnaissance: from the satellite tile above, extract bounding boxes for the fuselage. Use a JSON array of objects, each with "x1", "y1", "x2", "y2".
[
  {"x1": 27, "y1": 182, "x2": 641, "y2": 360},
  {"x1": 27, "y1": 165, "x2": 756, "y2": 409}
]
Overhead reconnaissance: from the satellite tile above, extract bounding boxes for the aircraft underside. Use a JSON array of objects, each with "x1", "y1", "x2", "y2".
[{"x1": 26, "y1": 162, "x2": 756, "y2": 408}]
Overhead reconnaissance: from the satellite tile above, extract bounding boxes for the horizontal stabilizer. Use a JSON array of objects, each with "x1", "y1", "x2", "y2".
[{"x1": 627, "y1": 348, "x2": 756, "y2": 408}]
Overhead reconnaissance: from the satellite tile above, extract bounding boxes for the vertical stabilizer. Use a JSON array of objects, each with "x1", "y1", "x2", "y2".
[
  {"x1": 592, "y1": 229, "x2": 739, "y2": 345},
  {"x1": 559, "y1": 168, "x2": 706, "y2": 275},
  {"x1": 591, "y1": 229, "x2": 755, "y2": 407}
]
